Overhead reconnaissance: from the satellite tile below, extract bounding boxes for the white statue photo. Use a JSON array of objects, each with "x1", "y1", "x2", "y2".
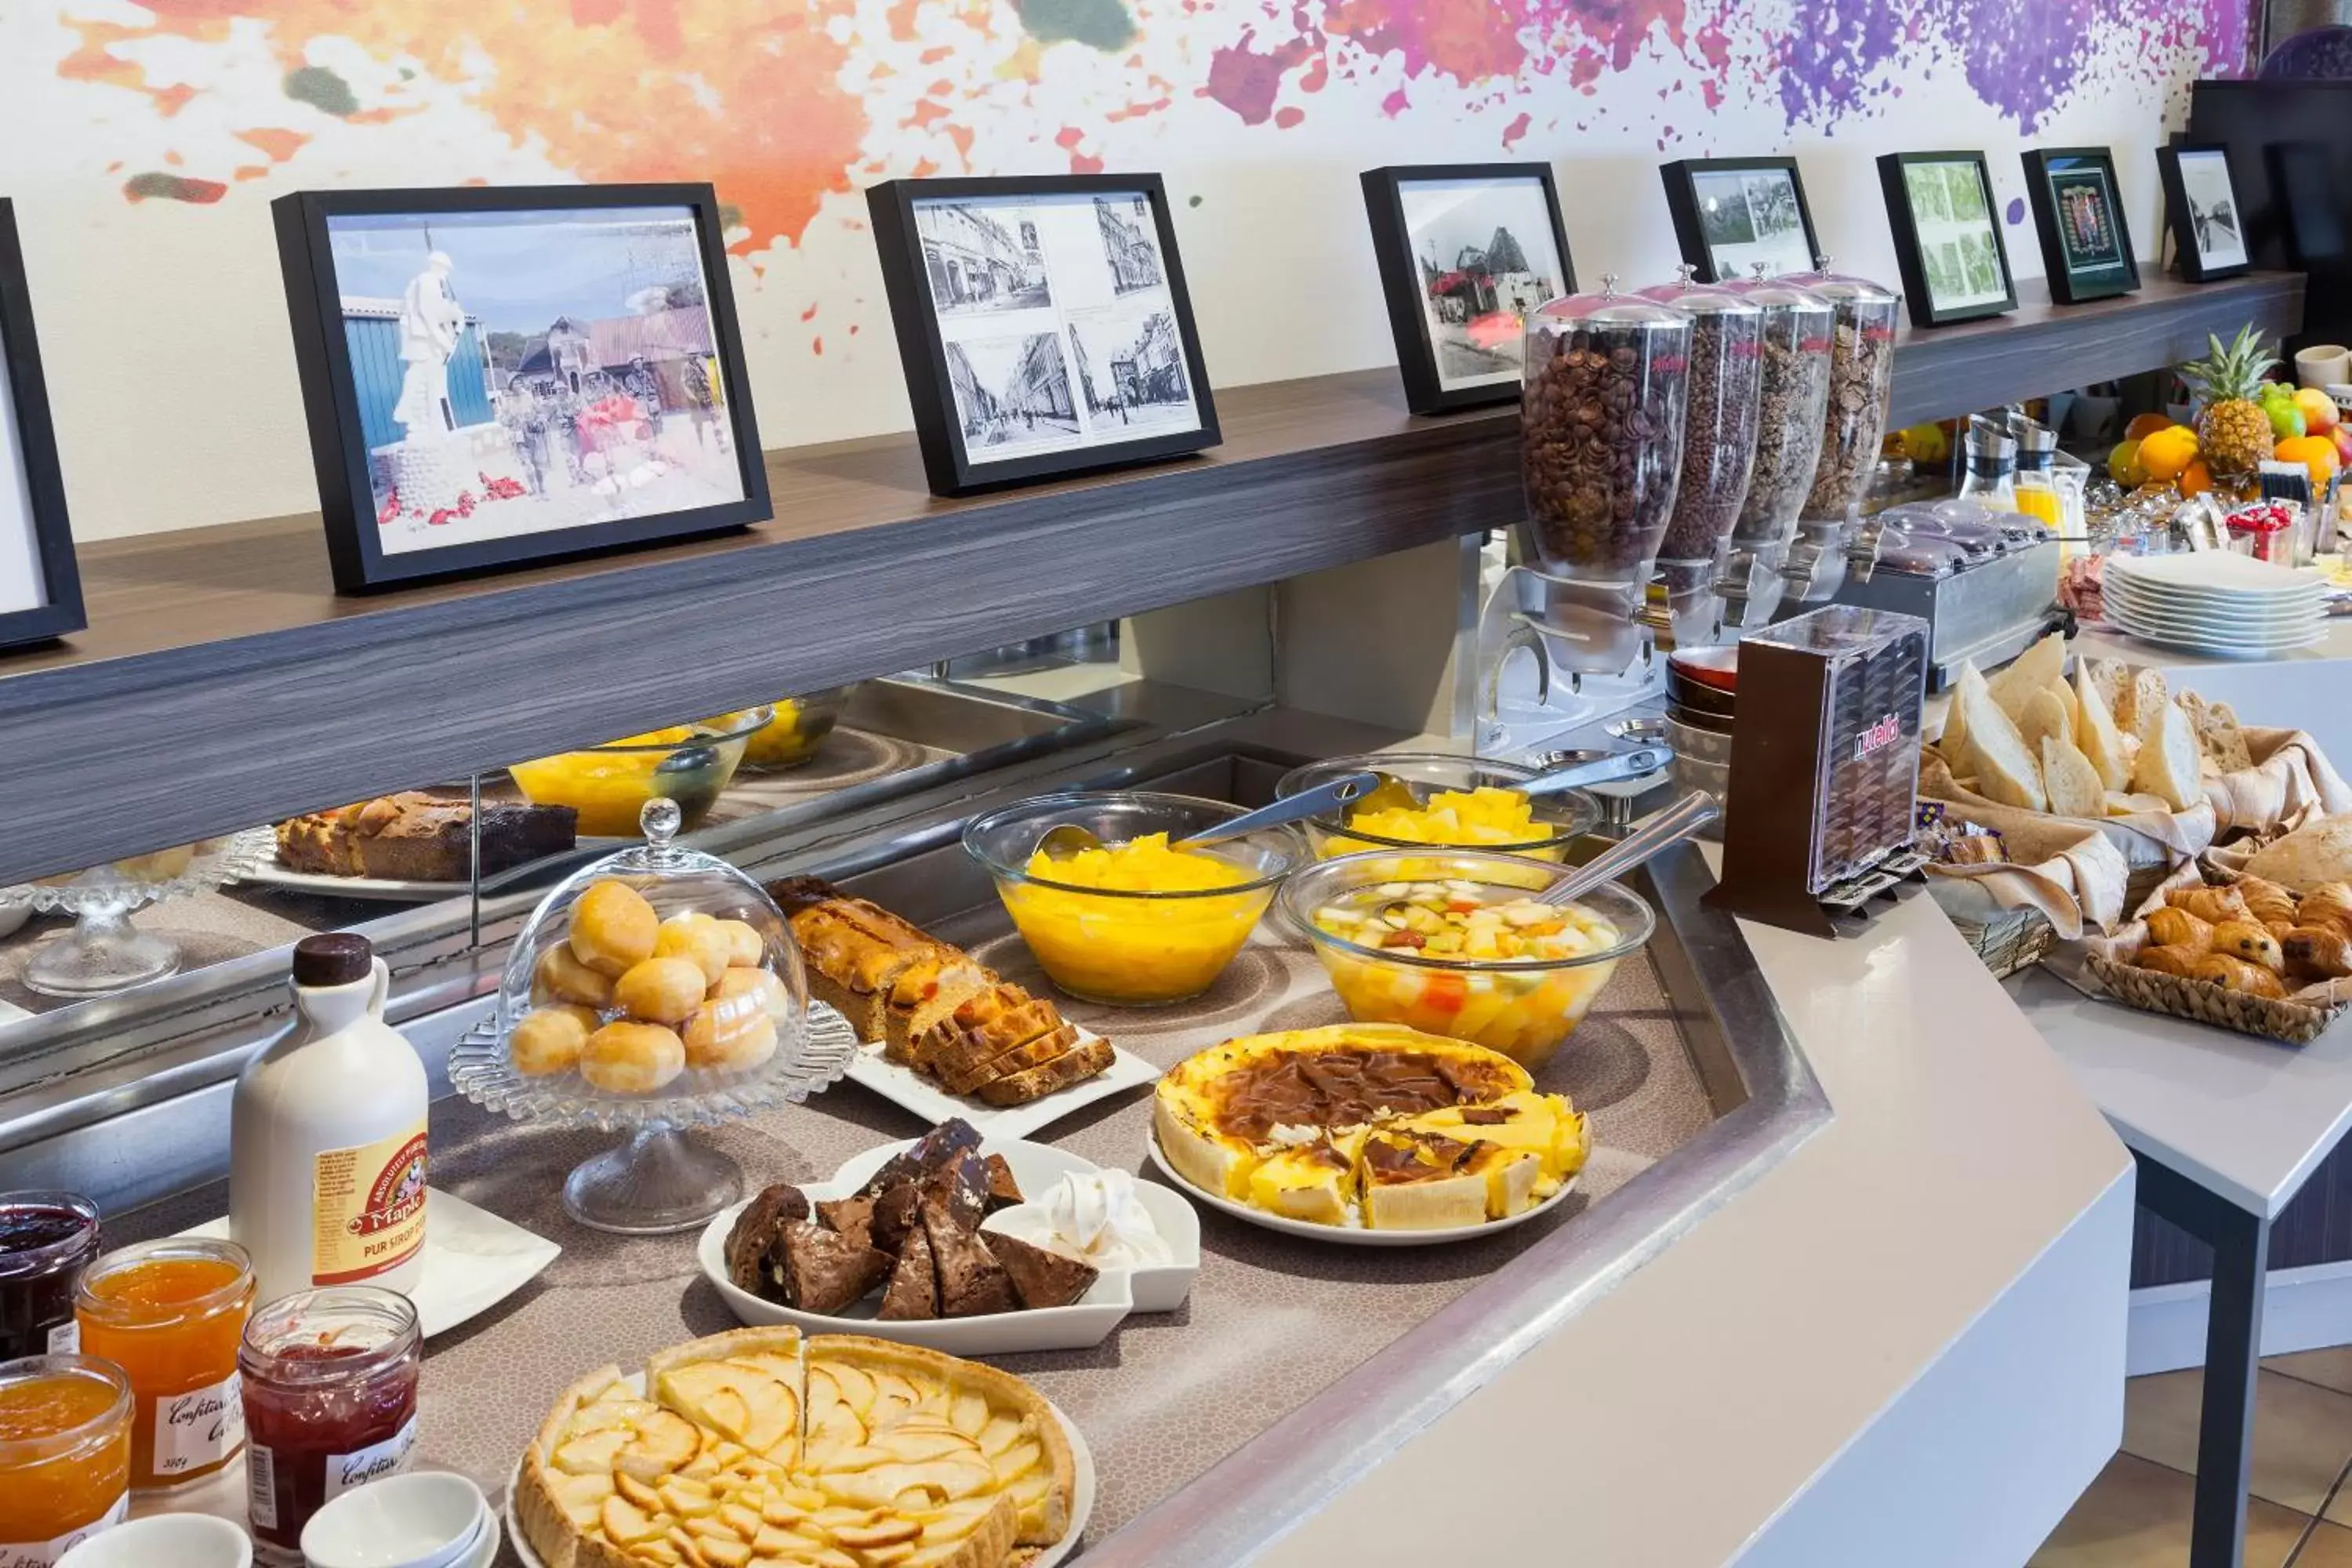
[{"x1": 392, "y1": 251, "x2": 463, "y2": 441}]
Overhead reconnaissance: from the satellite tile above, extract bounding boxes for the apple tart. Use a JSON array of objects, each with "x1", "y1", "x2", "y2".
[
  {"x1": 1153, "y1": 1024, "x2": 1589, "y2": 1230},
  {"x1": 517, "y1": 1327, "x2": 1075, "y2": 1568}
]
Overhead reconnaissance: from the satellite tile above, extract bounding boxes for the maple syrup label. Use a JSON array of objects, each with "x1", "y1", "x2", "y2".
[
  {"x1": 312, "y1": 1124, "x2": 427, "y2": 1286},
  {"x1": 0, "y1": 1492, "x2": 126, "y2": 1568}
]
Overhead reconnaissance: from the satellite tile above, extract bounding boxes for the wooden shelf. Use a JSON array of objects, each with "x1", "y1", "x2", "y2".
[{"x1": 0, "y1": 270, "x2": 2304, "y2": 884}]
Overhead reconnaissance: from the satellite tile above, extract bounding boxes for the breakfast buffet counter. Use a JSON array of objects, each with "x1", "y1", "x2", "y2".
[{"x1": 62, "y1": 710, "x2": 2136, "y2": 1568}]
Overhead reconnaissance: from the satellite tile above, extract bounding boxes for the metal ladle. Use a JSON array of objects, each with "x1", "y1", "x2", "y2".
[
  {"x1": 1344, "y1": 743, "x2": 1676, "y2": 822},
  {"x1": 1537, "y1": 790, "x2": 1719, "y2": 907}
]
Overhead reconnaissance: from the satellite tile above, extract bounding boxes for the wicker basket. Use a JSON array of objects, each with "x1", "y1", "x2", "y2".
[
  {"x1": 1950, "y1": 904, "x2": 2058, "y2": 980},
  {"x1": 2085, "y1": 951, "x2": 2348, "y2": 1047}
]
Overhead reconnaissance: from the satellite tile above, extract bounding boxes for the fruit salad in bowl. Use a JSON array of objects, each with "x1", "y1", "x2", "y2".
[{"x1": 1276, "y1": 753, "x2": 1599, "y2": 864}]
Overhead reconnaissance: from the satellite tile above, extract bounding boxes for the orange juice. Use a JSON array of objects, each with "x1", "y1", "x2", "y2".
[
  {"x1": 0, "y1": 1355, "x2": 132, "y2": 1561},
  {"x1": 73, "y1": 1240, "x2": 254, "y2": 1489}
]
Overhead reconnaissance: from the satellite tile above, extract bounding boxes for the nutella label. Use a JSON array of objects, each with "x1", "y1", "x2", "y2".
[
  {"x1": 0, "y1": 1490, "x2": 128, "y2": 1567},
  {"x1": 42, "y1": 1319, "x2": 77, "y2": 1355},
  {"x1": 1852, "y1": 712, "x2": 1904, "y2": 761},
  {"x1": 313, "y1": 1122, "x2": 427, "y2": 1286},
  {"x1": 325, "y1": 1414, "x2": 420, "y2": 1501},
  {"x1": 154, "y1": 1372, "x2": 245, "y2": 1478}
]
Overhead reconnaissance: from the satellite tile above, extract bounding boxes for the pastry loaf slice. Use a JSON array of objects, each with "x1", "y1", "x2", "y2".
[
  {"x1": 913, "y1": 985, "x2": 1054, "y2": 1076},
  {"x1": 974, "y1": 1035, "x2": 1115, "y2": 1107},
  {"x1": 774, "y1": 877, "x2": 960, "y2": 1041},
  {"x1": 940, "y1": 1022, "x2": 1082, "y2": 1098},
  {"x1": 884, "y1": 951, "x2": 996, "y2": 1063}
]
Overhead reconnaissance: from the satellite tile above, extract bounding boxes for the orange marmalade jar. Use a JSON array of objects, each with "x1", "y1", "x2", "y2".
[
  {"x1": 0, "y1": 1354, "x2": 132, "y2": 1563},
  {"x1": 74, "y1": 1238, "x2": 254, "y2": 1489}
]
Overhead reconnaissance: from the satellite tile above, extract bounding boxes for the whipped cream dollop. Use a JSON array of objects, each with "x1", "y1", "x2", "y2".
[{"x1": 987, "y1": 1169, "x2": 1172, "y2": 1270}]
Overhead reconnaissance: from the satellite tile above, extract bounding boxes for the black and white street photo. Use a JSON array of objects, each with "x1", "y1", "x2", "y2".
[
  {"x1": 916, "y1": 202, "x2": 1053, "y2": 316},
  {"x1": 1095, "y1": 196, "x2": 1163, "y2": 295},
  {"x1": 943, "y1": 330, "x2": 1080, "y2": 452},
  {"x1": 2176, "y1": 150, "x2": 2247, "y2": 270},
  {"x1": 1396, "y1": 176, "x2": 1563, "y2": 390},
  {"x1": 1068, "y1": 308, "x2": 1198, "y2": 434}
]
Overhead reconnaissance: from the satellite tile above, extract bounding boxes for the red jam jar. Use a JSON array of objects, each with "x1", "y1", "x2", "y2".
[
  {"x1": 238, "y1": 1287, "x2": 420, "y2": 1561},
  {"x1": 0, "y1": 1193, "x2": 101, "y2": 1361}
]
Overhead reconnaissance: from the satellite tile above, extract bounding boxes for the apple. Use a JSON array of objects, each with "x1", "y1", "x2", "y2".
[
  {"x1": 2296, "y1": 387, "x2": 2340, "y2": 434},
  {"x1": 2332, "y1": 423, "x2": 2352, "y2": 466}
]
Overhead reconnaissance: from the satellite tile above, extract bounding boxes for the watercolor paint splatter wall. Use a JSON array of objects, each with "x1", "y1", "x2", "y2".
[{"x1": 8, "y1": 0, "x2": 2251, "y2": 538}]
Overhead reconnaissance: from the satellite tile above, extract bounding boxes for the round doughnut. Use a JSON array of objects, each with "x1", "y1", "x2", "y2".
[
  {"x1": 580, "y1": 1021, "x2": 685, "y2": 1095},
  {"x1": 612, "y1": 956, "x2": 709, "y2": 1025},
  {"x1": 683, "y1": 1003, "x2": 779, "y2": 1072},
  {"x1": 568, "y1": 880, "x2": 659, "y2": 978},
  {"x1": 653, "y1": 913, "x2": 732, "y2": 987},
  {"x1": 714, "y1": 919, "x2": 766, "y2": 969},
  {"x1": 532, "y1": 946, "x2": 614, "y2": 1009},
  {"x1": 511, "y1": 1004, "x2": 597, "y2": 1076},
  {"x1": 712, "y1": 965, "x2": 791, "y2": 1022}
]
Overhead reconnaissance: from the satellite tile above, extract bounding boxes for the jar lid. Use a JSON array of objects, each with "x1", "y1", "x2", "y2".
[
  {"x1": 1637, "y1": 264, "x2": 1762, "y2": 320},
  {"x1": 1719, "y1": 263, "x2": 1835, "y2": 319},
  {"x1": 294, "y1": 932, "x2": 372, "y2": 988},
  {"x1": 1781, "y1": 259, "x2": 1900, "y2": 307},
  {"x1": 1530, "y1": 271, "x2": 1693, "y2": 332}
]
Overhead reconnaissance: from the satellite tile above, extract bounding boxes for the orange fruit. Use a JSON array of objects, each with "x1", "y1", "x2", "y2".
[
  {"x1": 2125, "y1": 412, "x2": 2177, "y2": 441},
  {"x1": 2107, "y1": 439, "x2": 2145, "y2": 487},
  {"x1": 2137, "y1": 425, "x2": 2200, "y2": 482},
  {"x1": 2179, "y1": 459, "x2": 2215, "y2": 497},
  {"x1": 2275, "y1": 434, "x2": 2341, "y2": 486}
]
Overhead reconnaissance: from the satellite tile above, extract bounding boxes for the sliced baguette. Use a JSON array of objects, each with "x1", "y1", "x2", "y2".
[
  {"x1": 2129, "y1": 699, "x2": 2203, "y2": 811},
  {"x1": 2042, "y1": 733, "x2": 2106, "y2": 819},
  {"x1": 2181, "y1": 691, "x2": 2255, "y2": 773},
  {"x1": 1940, "y1": 659, "x2": 1980, "y2": 757},
  {"x1": 1955, "y1": 664, "x2": 2045, "y2": 812},
  {"x1": 2016, "y1": 688, "x2": 2073, "y2": 763},
  {"x1": 2049, "y1": 677, "x2": 2082, "y2": 737},
  {"x1": 1987, "y1": 633, "x2": 2067, "y2": 723},
  {"x1": 2074, "y1": 666, "x2": 2132, "y2": 791},
  {"x1": 2127, "y1": 668, "x2": 2170, "y2": 748},
  {"x1": 2086, "y1": 659, "x2": 2132, "y2": 730},
  {"x1": 975, "y1": 1036, "x2": 1116, "y2": 1107}
]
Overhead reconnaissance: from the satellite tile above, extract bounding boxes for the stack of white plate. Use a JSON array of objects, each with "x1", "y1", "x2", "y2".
[{"x1": 2102, "y1": 552, "x2": 2326, "y2": 657}]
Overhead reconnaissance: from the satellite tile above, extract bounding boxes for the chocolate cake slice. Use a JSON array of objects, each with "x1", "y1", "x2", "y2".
[
  {"x1": 724, "y1": 1184, "x2": 810, "y2": 1297},
  {"x1": 922, "y1": 1198, "x2": 1018, "y2": 1318},
  {"x1": 815, "y1": 1195, "x2": 877, "y2": 1250},
  {"x1": 985, "y1": 1231, "x2": 1098, "y2": 1310},
  {"x1": 875, "y1": 1223, "x2": 939, "y2": 1321},
  {"x1": 981, "y1": 1154, "x2": 1023, "y2": 1214},
  {"x1": 778, "y1": 1219, "x2": 891, "y2": 1316}
]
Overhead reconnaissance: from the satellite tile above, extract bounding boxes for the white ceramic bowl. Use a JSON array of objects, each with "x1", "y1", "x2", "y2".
[
  {"x1": 301, "y1": 1471, "x2": 487, "y2": 1568},
  {"x1": 57, "y1": 1515, "x2": 252, "y2": 1568},
  {"x1": 698, "y1": 1134, "x2": 1200, "y2": 1353}
]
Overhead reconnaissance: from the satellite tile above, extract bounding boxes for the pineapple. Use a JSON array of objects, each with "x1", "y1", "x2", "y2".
[{"x1": 2178, "y1": 325, "x2": 2280, "y2": 480}]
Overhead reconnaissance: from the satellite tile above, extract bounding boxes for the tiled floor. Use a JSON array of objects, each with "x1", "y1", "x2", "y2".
[{"x1": 2031, "y1": 1351, "x2": 2352, "y2": 1566}]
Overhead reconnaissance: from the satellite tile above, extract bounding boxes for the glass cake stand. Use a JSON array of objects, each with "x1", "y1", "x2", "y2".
[
  {"x1": 447, "y1": 798, "x2": 859, "y2": 1234},
  {"x1": 2, "y1": 827, "x2": 277, "y2": 998}
]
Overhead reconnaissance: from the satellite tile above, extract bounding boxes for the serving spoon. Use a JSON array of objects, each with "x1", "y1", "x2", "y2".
[
  {"x1": 1033, "y1": 771, "x2": 1385, "y2": 860},
  {"x1": 1537, "y1": 789, "x2": 1719, "y2": 907},
  {"x1": 1344, "y1": 743, "x2": 1677, "y2": 822}
]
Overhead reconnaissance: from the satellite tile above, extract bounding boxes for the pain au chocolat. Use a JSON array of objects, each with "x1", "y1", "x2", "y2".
[
  {"x1": 1153, "y1": 1024, "x2": 1590, "y2": 1230},
  {"x1": 517, "y1": 1327, "x2": 1074, "y2": 1568}
]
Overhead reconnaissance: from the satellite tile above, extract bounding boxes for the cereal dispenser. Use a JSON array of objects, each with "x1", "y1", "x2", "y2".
[
  {"x1": 1475, "y1": 277, "x2": 1693, "y2": 746},
  {"x1": 1713, "y1": 266, "x2": 1835, "y2": 632},
  {"x1": 1637, "y1": 267, "x2": 1765, "y2": 650},
  {"x1": 1775, "y1": 264, "x2": 1900, "y2": 608}
]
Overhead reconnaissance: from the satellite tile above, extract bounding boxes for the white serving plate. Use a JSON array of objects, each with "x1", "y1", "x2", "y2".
[
  {"x1": 242, "y1": 854, "x2": 551, "y2": 904},
  {"x1": 2106, "y1": 621, "x2": 2327, "y2": 659},
  {"x1": 1145, "y1": 1133, "x2": 1580, "y2": 1247},
  {"x1": 698, "y1": 1135, "x2": 1199, "y2": 1352},
  {"x1": 843, "y1": 1028, "x2": 1159, "y2": 1140},
  {"x1": 506, "y1": 1383, "x2": 1094, "y2": 1568},
  {"x1": 2108, "y1": 553, "x2": 2328, "y2": 596},
  {"x1": 2101, "y1": 577, "x2": 2325, "y2": 626},
  {"x1": 2103, "y1": 603, "x2": 2325, "y2": 644},
  {"x1": 183, "y1": 1189, "x2": 558, "y2": 1338}
]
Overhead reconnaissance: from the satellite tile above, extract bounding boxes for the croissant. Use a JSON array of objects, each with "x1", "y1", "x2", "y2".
[
  {"x1": 2210, "y1": 920, "x2": 2285, "y2": 973},
  {"x1": 2283, "y1": 926, "x2": 2352, "y2": 981},
  {"x1": 2144, "y1": 906, "x2": 2213, "y2": 953},
  {"x1": 2296, "y1": 884, "x2": 2352, "y2": 940},
  {"x1": 2167, "y1": 886, "x2": 2251, "y2": 926},
  {"x1": 2135, "y1": 946, "x2": 2201, "y2": 978},
  {"x1": 2234, "y1": 874, "x2": 2299, "y2": 929},
  {"x1": 2190, "y1": 953, "x2": 2287, "y2": 999}
]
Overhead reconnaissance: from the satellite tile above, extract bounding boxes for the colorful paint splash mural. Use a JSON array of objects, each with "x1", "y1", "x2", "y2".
[{"x1": 51, "y1": 0, "x2": 2249, "y2": 259}]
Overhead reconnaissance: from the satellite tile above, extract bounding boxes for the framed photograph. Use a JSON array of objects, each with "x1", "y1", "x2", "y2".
[
  {"x1": 1660, "y1": 157, "x2": 1822, "y2": 284},
  {"x1": 2158, "y1": 144, "x2": 2250, "y2": 282},
  {"x1": 0, "y1": 200, "x2": 85, "y2": 652},
  {"x1": 1359, "y1": 163, "x2": 1573, "y2": 414},
  {"x1": 1876, "y1": 151, "x2": 2019, "y2": 327},
  {"x1": 2020, "y1": 147, "x2": 2140, "y2": 304},
  {"x1": 273, "y1": 183, "x2": 768, "y2": 593},
  {"x1": 866, "y1": 174, "x2": 1220, "y2": 495}
]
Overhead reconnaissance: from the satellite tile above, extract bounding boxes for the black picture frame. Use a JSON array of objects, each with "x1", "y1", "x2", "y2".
[
  {"x1": 272, "y1": 183, "x2": 769, "y2": 593},
  {"x1": 2157, "y1": 143, "x2": 2252, "y2": 283},
  {"x1": 1875, "y1": 150, "x2": 2020, "y2": 328},
  {"x1": 2020, "y1": 147, "x2": 2140, "y2": 304},
  {"x1": 1659, "y1": 157, "x2": 1822, "y2": 285},
  {"x1": 0, "y1": 199, "x2": 85, "y2": 652},
  {"x1": 866, "y1": 174, "x2": 1220, "y2": 496},
  {"x1": 1359, "y1": 162, "x2": 1574, "y2": 415}
]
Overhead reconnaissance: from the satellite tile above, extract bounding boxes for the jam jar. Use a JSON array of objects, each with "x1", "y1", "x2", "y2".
[
  {"x1": 0, "y1": 1354, "x2": 133, "y2": 1566},
  {"x1": 0, "y1": 1192, "x2": 101, "y2": 1360},
  {"x1": 239, "y1": 1287, "x2": 421, "y2": 1563},
  {"x1": 74, "y1": 1237, "x2": 256, "y2": 1489}
]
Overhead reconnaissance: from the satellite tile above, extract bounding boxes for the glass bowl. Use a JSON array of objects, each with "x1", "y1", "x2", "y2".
[
  {"x1": 1278, "y1": 848, "x2": 1653, "y2": 1069},
  {"x1": 510, "y1": 707, "x2": 771, "y2": 837},
  {"x1": 1275, "y1": 753, "x2": 1601, "y2": 862},
  {"x1": 741, "y1": 685, "x2": 857, "y2": 771},
  {"x1": 960, "y1": 792, "x2": 1299, "y2": 1006}
]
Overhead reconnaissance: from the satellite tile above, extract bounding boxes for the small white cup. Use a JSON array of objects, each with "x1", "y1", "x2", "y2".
[
  {"x1": 299, "y1": 1471, "x2": 487, "y2": 1568},
  {"x1": 2296, "y1": 344, "x2": 2350, "y2": 389},
  {"x1": 56, "y1": 1514, "x2": 253, "y2": 1568}
]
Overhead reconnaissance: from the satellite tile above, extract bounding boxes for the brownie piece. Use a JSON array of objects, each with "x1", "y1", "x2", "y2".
[
  {"x1": 876, "y1": 1223, "x2": 939, "y2": 1321},
  {"x1": 985, "y1": 1232, "x2": 1098, "y2": 1310},
  {"x1": 359, "y1": 796, "x2": 575, "y2": 881},
  {"x1": 815, "y1": 1196, "x2": 877, "y2": 1250},
  {"x1": 778, "y1": 1220, "x2": 891, "y2": 1316},
  {"x1": 869, "y1": 1182, "x2": 923, "y2": 1256},
  {"x1": 981, "y1": 1154, "x2": 1023, "y2": 1214},
  {"x1": 857, "y1": 1119, "x2": 984, "y2": 1200},
  {"x1": 724, "y1": 1184, "x2": 809, "y2": 1297},
  {"x1": 921, "y1": 1152, "x2": 991, "y2": 1235},
  {"x1": 922, "y1": 1198, "x2": 1017, "y2": 1318}
]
